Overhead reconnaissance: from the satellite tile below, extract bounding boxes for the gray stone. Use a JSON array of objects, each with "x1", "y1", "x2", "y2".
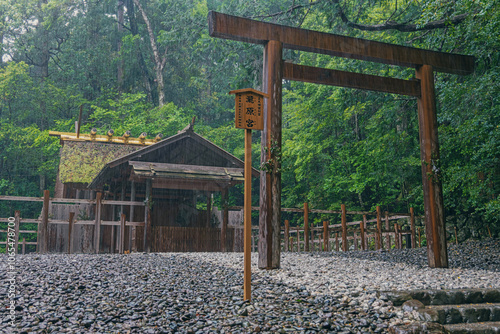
[{"x1": 402, "y1": 299, "x2": 425, "y2": 312}]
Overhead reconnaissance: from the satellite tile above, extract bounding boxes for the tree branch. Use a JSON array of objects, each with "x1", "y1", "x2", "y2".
[
  {"x1": 250, "y1": 0, "x2": 322, "y2": 20},
  {"x1": 338, "y1": 9, "x2": 470, "y2": 32}
]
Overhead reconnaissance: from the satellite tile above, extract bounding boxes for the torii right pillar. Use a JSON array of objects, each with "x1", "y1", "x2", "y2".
[
  {"x1": 416, "y1": 65, "x2": 448, "y2": 268},
  {"x1": 259, "y1": 40, "x2": 283, "y2": 269}
]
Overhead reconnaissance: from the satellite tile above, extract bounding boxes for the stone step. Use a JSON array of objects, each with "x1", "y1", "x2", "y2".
[
  {"x1": 445, "y1": 321, "x2": 500, "y2": 333},
  {"x1": 416, "y1": 303, "x2": 500, "y2": 324},
  {"x1": 380, "y1": 289, "x2": 500, "y2": 306},
  {"x1": 390, "y1": 320, "x2": 500, "y2": 333}
]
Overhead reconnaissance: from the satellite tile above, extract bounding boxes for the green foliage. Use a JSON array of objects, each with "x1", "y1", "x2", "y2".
[
  {"x1": 0, "y1": 121, "x2": 59, "y2": 217},
  {"x1": 86, "y1": 92, "x2": 193, "y2": 137}
]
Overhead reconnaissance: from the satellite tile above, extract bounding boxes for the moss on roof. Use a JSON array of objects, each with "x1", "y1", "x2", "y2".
[{"x1": 58, "y1": 141, "x2": 141, "y2": 184}]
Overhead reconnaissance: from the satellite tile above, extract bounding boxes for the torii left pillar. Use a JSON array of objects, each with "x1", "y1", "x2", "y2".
[
  {"x1": 259, "y1": 40, "x2": 283, "y2": 269},
  {"x1": 416, "y1": 65, "x2": 448, "y2": 268}
]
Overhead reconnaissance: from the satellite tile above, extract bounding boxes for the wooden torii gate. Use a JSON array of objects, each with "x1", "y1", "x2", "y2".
[{"x1": 208, "y1": 11, "x2": 475, "y2": 269}]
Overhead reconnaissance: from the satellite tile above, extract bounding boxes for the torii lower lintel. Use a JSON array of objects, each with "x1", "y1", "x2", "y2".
[{"x1": 209, "y1": 11, "x2": 475, "y2": 269}]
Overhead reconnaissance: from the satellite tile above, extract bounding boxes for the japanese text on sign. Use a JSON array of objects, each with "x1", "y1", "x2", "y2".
[{"x1": 234, "y1": 92, "x2": 264, "y2": 130}]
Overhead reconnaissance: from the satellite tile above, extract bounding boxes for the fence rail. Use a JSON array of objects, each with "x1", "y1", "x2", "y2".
[
  {"x1": 2, "y1": 194, "x2": 430, "y2": 254},
  {"x1": 0, "y1": 193, "x2": 146, "y2": 254}
]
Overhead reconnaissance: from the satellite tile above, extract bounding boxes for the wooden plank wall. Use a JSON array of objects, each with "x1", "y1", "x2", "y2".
[
  {"x1": 49, "y1": 203, "x2": 95, "y2": 253},
  {"x1": 152, "y1": 226, "x2": 238, "y2": 252}
]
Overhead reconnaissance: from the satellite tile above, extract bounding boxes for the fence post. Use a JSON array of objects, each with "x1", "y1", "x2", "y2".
[
  {"x1": 341, "y1": 204, "x2": 347, "y2": 251},
  {"x1": 404, "y1": 226, "x2": 411, "y2": 249},
  {"x1": 110, "y1": 193, "x2": 116, "y2": 254},
  {"x1": 143, "y1": 179, "x2": 152, "y2": 253},
  {"x1": 296, "y1": 227, "x2": 299, "y2": 251},
  {"x1": 95, "y1": 192, "x2": 102, "y2": 254},
  {"x1": 40, "y1": 190, "x2": 50, "y2": 253},
  {"x1": 361, "y1": 215, "x2": 366, "y2": 251},
  {"x1": 22, "y1": 238, "x2": 26, "y2": 255},
  {"x1": 385, "y1": 211, "x2": 390, "y2": 250},
  {"x1": 304, "y1": 202, "x2": 309, "y2": 251},
  {"x1": 119, "y1": 213, "x2": 126, "y2": 254},
  {"x1": 410, "y1": 208, "x2": 416, "y2": 248},
  {"x1": 394, "y1": 223, "x2": 400, "y2": 249},
  {"x1": 130, "y1": 180, "x2": 136, "y2": 252},
  {"x1": 454, "y1": 226, "x2": 458, "y2": 245},
  {"x1": 221, "y1": 188, "x2": 228, "y2": 252},
  {"x1": 376, "y1": 206, "x2": 382, "y2": 250},
  {"x1": 318, "y1": 226, "x2": 322, "y2": 251},
  {"x1": 251, "y1": 232, "x2": 255, "y2": 252},
  {"x1": 418, "y1": 226, "x2": 422, "y2": 247},
  {"x1": 335, "y1": 232, "x2": 339, "y2": 251},
  {"x1": 284, "y1": 220, "x2": 289, "y2": 252},
  {"x1": 68, "y1": 212, "x2": 74, "y2": 254},
  {"x1": 323, "y1": 221, "x2": 329, "y2": 251},
  {"x1": 14, "y1": 211, "x2": 20, "y2": 255},
  {"x1": 399, "y1": 225, "x2": 404, "y2": 249}
]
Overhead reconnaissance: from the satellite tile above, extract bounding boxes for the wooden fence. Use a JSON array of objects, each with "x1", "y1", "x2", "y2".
[
  {"x1": 4, "y1": 195, "x2": 457, "y2": 254},
  {"x1": 0, "y1": 211, "x2": 38, "y2": 254},
  {"x1": 238, "y1": 203, "x2": 421, "y2": 252},
  {"x1": 0, "y1": 193, "x2": 145, "y2": 254}
]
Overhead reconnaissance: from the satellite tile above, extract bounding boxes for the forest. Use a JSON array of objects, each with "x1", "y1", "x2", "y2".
[{"x1": 0, "y1": 0, "x2": 498, "y2": 240}]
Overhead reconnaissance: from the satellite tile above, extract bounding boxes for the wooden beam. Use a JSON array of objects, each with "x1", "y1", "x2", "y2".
[
  {"x1": 341, "y1": 204, "x2": 347, "y2": 252},
  {"x1": 49, "y1": 131, "x2": 157, "y2": 146},
  {"x1": 361, "y1": 215, "x2": 367, "y2": 251},
  {"x1": 0, "y1": 195, "x2": 44, "y2": 202},
  {"x1": 323, "y1": 221, "x2": 329, "y2": 252},
  {"x1": 14, "y1": 211, "x2": 20, "y2": 254},
  {"x1": 149, "y1": 178, "x2": 234, "y2": 192},
  {"x1": 283, "y1": 63, "x2": 421, "y2": 97},
  {"x1": 416, "y1": 65, "x2": 448, "y2": 268},
  {"x1": 304, "y1": 202, "x2": 309, "y2": 251},
  {"x1": 208, "y1": 11, "x2": 474, "y2": 75},
  {"x1": 376, "y1": 206, "x2": 382, "y2": 250},
  {"x1": 95, "y1": 192, "x2": 102, "y2": 254},
  {"x1": 119, "y1": 214, "x2": 126, "y2": 254},
  {"x1": 130, "y1": 180, "x2": 136, "y2": 252},
  {"x1": 259, "y1": 40, "x2": 283, "y2": 270},
  {"x1": 143, "y1": 179, "x2": 152, "y2": 253},
  {"x1": 129, "y1": 161, "x2": 250, "y2": 177},
  {"x1": 221, "y1": 188, "x2": 228, "y2": 252},
  {"x1": 385, "y1": 211, "x2": 391, "y2": 250},
  {"x1": 40, "y1": 190, "x2": 50, "y2": 253},
  {"x1": 410, "y1": 207, "x2": 416, "y2": 249},
  {"x1": 206, "y1": 193, "x2": 212, "y2": 228},
  {"x1": 244, "y1": 128, "x2": 252, "y2": 301},
  {"x1": 284, "y1": 220, "x2": 290, "y2": 251},
  {"x1": 68, "y1": 212, "x2": 74, "y2": 254}
]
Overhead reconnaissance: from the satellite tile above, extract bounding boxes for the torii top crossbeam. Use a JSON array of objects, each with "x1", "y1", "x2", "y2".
[{"x1": 209, "y1": 11, "x2": 474, "y2": 75}]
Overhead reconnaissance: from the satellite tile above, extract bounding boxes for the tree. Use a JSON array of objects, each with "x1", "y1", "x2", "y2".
[{"x1": 132, "y1": 0, "x2": 167, "y2": 106}]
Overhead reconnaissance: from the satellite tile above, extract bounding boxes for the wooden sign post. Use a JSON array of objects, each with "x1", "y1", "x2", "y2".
[{"x1": 229, "y1": 88, "x2": 268, "y2": 301}]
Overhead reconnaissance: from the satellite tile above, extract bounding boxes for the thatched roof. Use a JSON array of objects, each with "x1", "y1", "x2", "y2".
[{"x1": 58, "y1": 141, "x2": 141, "y2": 184}]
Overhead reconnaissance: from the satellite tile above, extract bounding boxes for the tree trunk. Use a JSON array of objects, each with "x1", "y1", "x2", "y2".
[
  {"x1": 37, "y1": 0, "x2": 49, "y2": 130},
  {"x1": 117, "y1": 0, "x2": 125, "y2": 92},
  {"x1": 126, "y1": 0, "x2": 154, "y2": 103},
  {"x1": 132, "y1": 0, "x2": 166, "y2": 107}
]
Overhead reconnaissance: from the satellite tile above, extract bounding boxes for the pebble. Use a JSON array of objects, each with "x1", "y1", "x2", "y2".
[{"x1": 0, "y1": 239, "x2": 498, "y2": 333}]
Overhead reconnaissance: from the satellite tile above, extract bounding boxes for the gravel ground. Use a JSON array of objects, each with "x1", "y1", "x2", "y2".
[{"x1": 1, "y1": 238, "x2": 499, "y2": 333}]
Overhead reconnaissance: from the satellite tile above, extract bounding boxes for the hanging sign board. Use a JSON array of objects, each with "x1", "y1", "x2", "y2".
[{"x1": 229, "y1": 88, "x2": 268, "y2": 130}]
